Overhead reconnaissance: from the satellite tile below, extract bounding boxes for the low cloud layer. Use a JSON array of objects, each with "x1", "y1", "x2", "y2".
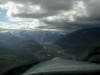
[{"x1": 0, "y1": 0, "x2": 100, "y2": 33}]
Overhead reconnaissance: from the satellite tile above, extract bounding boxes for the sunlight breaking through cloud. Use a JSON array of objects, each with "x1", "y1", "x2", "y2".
[
  {"x1": 0, "y1": 0, "x2": 100, "y2": 32},
  {"x1": 0, "y1": 21, "x2": 46, "y2": 30}
]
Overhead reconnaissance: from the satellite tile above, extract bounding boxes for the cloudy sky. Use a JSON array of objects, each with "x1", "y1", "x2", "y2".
[{"x1": 0, "y1": 0, "x2": 100, "y2": 32}]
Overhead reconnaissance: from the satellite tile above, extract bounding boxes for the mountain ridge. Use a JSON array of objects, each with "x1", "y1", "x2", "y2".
[{"x1": 54, "y1": 27, "x2": 100, "y2": 56}]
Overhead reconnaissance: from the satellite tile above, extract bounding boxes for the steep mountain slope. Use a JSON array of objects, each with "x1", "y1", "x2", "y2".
[
  {"x1": 0, "y1": 32, "x2": 23, "y2": 46},
  {"x1": 54, "y1": 27, "x2": 100, "y2": 56},
  {"x1": 0, "y1": 39, "x2": 44, "y2": 75}
]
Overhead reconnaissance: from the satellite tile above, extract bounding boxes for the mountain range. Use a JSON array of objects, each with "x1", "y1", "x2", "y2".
[
  {"x1": 1, "y1": 27, "x2": 100, "y2": 75},
  {"x1": 54, "y1": 27, "x2": 100, "y2": 56},
  {"x1": 0, "y1": 30, "x2": 64, "y2": 44}
]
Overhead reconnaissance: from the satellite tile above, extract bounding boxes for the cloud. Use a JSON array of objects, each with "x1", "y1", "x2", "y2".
[
  {"x1": 0, "y1": 0, "x2": 100, "y2": 33},
  {"x1": 0, "y1": 0, "x2": 76, "y2": 19},
  {"x1": 42, "y1": 1, "x2": 87, "y2": 23},
  {"x1": 0, "y1": 20, "x2": 46, "y2": 30},
  {"x1": 75, "y1": 0, "x2": 100, "y2": 22}
]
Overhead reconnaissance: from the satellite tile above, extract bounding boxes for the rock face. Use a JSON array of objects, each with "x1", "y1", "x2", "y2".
[{"x1": 23, "y1": 57, "x2": 100, "y2": 75}]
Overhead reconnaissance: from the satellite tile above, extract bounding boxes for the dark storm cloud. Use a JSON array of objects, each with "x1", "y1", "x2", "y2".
[
  {"x1": 1, "y1": 0, "x2": 100, "y2": 21},
  {"x1": 0, "y1": 0, "x2": 100, "y2": 32},
  {"x1": 12, "y1": 0, "x2": 100, "y2": 22},
  {"x1": 76, "y1": 0, "x2": 100, "y2": 22},
  {"x1": 9, "y1": 0, "x2": 75, "y2": 19},
  {"x1": 40, "y1": 17, "x2": 100, "y2": 32},
  {"x1": 37, "y1": 20, "x2": 80, "y2": 32},
  {"x1": 12, "y1": 11, "x2": 59, "y2": 19},
  {"x1": 12, "y1": 0, "x2": 73, "y2": 10}
]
